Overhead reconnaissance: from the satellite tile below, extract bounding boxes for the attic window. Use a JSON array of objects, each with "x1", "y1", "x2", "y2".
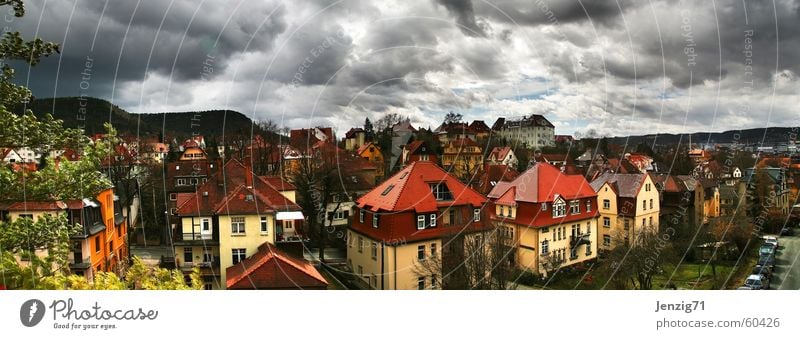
[
  {"x1": 430, "y1": 183, "x2": 453, "y2": 201},
  {"x1": 381, "y1": 185, "x2": 395, "y2": 196}
]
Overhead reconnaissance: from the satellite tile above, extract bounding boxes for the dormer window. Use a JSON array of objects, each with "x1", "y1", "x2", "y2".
[
  {"x1": 569, "y1": 200, "x2": 580, "y2": 214},
  {"x1": 552, "y1": 198, "x2": 566, "y2": 218},
  {"x1": 430, "y1": 183, "x2": 453, "y2": 201}
]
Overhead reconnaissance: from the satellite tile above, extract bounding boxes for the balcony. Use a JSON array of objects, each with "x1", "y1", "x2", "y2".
[{"x1": 69, "y1": 255, "x2": 92, "y2": 269}]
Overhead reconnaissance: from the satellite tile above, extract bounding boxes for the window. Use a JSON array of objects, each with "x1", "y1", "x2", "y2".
[
  {"x1": 642, "y1": 200, "x2": 647, "y2": 210},
  {"x1": 541, "y1": 240, "x2": 549, "y2": 254},
  {"x1": 473, "y1": 208, "x2": 481, "y2": 222},
  {"x1": 371, "y1": 275, "x2": 377, "y2": 288},
  {"x1": 430, "y1": 183, "x2": 453, "y2": 201},
  {"x1": 372, "y1": 214, "x2": 379, "y2": 228},
  {"x1": 586, "y1": 222, "x2": 591, "y2": 234},
  {"x1": 431, "y1": 243, "x2": 437, "y2": 257},
  {"x1": 177, "y1": 178, "x2": 187, "y2": 186},
  {"x1": 170, "y1": 208, "x2": 177, "y2": 215},
  {"x1": 541, "y1": 203, "x2": 547, "y2": 211},
  {"x1": 359, "y1": 210, "x2": 365, "y2": 223},
  {"x1": 284, "y1": 220, "x2": 293, "y2": 229},
  {"x1": 95, "y1": 237, "x2": 100, "y2": 253},
  {"x1": 357, "y1": 265, "x2": 363, "y2": 276},
  {"x1": 231, "y1": 217, "x2": 245, "y2": 235},
  {"x1": 499, "y1": 206, "x2": 506, "y2": 217},
  {"x1": 184, "y1": 248, "x2": 193, "y2": 263},
  {"x1": 430, "y1": 214, "x2": 436, "y2": 227},
  {"x1": 603, "y1": 217, "x2": 610, "y2": 228},
  {"x1": 649, "y1": 216, "x2": 653, "y2": 226},
  {"x1": 418, "y1": 245, "x2": 425, "y2": 260},
  {"x1": 603, "y1": 235, "x2": 611, "y2": 247},
  {"x1": 649, "y1": 199, "x2": 653, "y2": 210},
  {"x1": 203, "y1": 249, "x2": 213, "y2": 263},
  {"x1": 260, "y1": 216, "x2": 269, "y2": 234},
  {"x1": 642, "y1": 218, "x2": 646, "y2": 227},
  {"x1": 417, "y1": 215, "x2": 426, "y2": 230},
  {"x1": 358, "y1": 237, "x2": 363, "y2": 253},
  {"x1": 418, "y1": 277, "x2": 425, "y2": 290},
  {"x1": 169, "y1": 193, "x2": 177, "y2": 201},
  {"x1": 231, "y1": 249, "x2": 246, "y2": 265},
  {"x1": 431, "y1": 275, "x2": 438, "y2": 289},
  {"x1": 569, "y1": 200, "x2": 580, "y2": 214},
  {"x1": 421, "y1": 154, "x2": 429, "y2": 161},
  {"x1": 449, "y1": 209, "x2": 456, "y2": 225},
  {"x1": 381, "y1": 184, "x2": 395, "y2": 196},
  {"x1": 645, "y1": 183, "x2": 651, "y2": 192},
  {"x1": 603, "y1": 199, "x2": 610, "y2": 210},
  {"x1": 371, "y1": 242, "x2": 378, "y2": 260},
  {"x1": 552, "y1": 199, "x2": 566, "y2": 218},
  {"x1": 586, "y1": 200, "x2": 592, "y2": 212}
]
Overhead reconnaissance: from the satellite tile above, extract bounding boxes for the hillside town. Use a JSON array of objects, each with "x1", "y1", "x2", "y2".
[{"x1": 3, "y1": 110, "x2": 798, "y2": 290}]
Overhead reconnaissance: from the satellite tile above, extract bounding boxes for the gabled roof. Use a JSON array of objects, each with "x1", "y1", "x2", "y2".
[
  {"x1": 8, "y1": 201, "x2": 68, "y2": 211},
  {"x1": 589, "y1": 173, "x2": 648, "y2": 198},
  {"x1": 259, "y1": 176, "x2": 296, "y2": 191},
  {"x1": 404, "y1": 140, "x2": 428, "y2": 155},
  {"x1": 355, "y1": 141, "x2": 379, "y2": 156},
  {"x1": 488, "y1": 147, "x2": 512, "y2": 161},
  {"x1": 469, "y1": 120, "x2": 491, "y2": 133},
  {"x1": 226, "y1": 242, "x2": 328, "y2": 289},
  {"x1": 357, "y1": 161, "x2": 486, "y2": 213},
  {"x1": 345, "y1": 127, "x2": 364, "y2": 138},
  {"x1": 487, "y1": 162, "x2": 595, "y2": 203},
  {"x1": 176, "y1": 159, "x2": 301, "y2": 216}
]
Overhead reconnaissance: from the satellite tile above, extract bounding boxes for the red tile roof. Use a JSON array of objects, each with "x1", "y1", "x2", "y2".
[
  {"x1": 176, "y1": 159, "x2": 301, "y2": 216},
  {"x1": 8, "y1": 201, "x2": 68, "y2": 211},
  {"x1": 357, "y1": 161, "x2": 487, "y2": 214},
  {"x1": 226, "y1": 242, "x2": 328, "y2": 289},
  {"x1": 487, "y1": 162, "x2": 596, "y2": 203},
  {"x1": 259, "y1": 176, "x2": 297, "y2": 191},
  {"x1": 488, "y1": 147, "x2": 512, "y2": 161}
]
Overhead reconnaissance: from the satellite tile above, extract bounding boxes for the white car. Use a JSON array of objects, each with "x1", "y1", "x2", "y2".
[{"x1": 763, "y1": 236, "x2": 779, "y2": 249}]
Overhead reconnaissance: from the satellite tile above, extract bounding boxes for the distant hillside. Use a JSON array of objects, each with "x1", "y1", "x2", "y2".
[
  {"x1": 12, "y1": 97, "x2": 260, "y2": 139},
  {"x1": 603, "y1": 127, "x2": 799, "y2": 146}
]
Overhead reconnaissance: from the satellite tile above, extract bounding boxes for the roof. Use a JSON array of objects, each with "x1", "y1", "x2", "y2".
[
  {"x1": 259, "y1": 176, "x2": 297, "y2": 191},
  {"x1": 357, "y1": 161, "x2": 486, "y2": 213},
  {"x1": 589, "y1": 173, "x2": 648, "y2": 198},
  {"x1": 487, "y1": 162, "x2": 596, "y2": 203},
  {"x1": 488, "y1": 147, "x2": 512, "y2": 161},
  {"x1": 469, "y1": 120, "x2": 491, "y2": 133},
  {"x1": 176, "y1": 159, "x2": 301, "y2": 216},
  {"x1": 404, "y1": 140, "x2": 427, "y2": 155},
  {"x1": 289, "y1": 127, "x2": 334, "y2": 150},
  {"x1": 495, "y1": 114, "x2": 554, "y2": 129},
  {"x1": 8, "y1": 201, "x2": 68, "y2": 211},
  {"x1": 355, "y1": 141, "x2": 379, "y2": 156},
  {"x1": 226, "y1": 242, "x2": 328, "y2": 289},
  {"x1": 345, "y1": 127, "x2": 364, "y2": 138}
]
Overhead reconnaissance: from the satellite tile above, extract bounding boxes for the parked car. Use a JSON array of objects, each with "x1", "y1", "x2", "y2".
[
  {"x1": 780, "y1": 227, "x2": 795, "y2": 236},
  {"x1": 742, "y1": 274, "x2": 769, "y2": 290},
  {"x1": 757, "y1": 254, "x2": 776, "y2": 270},
  {"x1": 764, "y1": 236, "x2": 779, "y2": 249},
  {"x1": 752, "y1": 265, "x2": 773, "y2": 280},
  {"x1": 759, "y1": 244, "x2": 776, "y2": 256}
]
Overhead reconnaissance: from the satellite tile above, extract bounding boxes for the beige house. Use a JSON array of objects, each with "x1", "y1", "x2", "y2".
[{"x1": 590, "y1": 173, "x2": 660, "y2": 250}]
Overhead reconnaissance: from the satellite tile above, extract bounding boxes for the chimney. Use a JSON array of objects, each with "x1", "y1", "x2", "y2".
[{"x1": 245, "y1": 163, "x2": 253, "y2": 188}]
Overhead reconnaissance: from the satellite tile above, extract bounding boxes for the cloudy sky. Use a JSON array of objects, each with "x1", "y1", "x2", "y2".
[{"x1": 8, "y1": 0, "x2": 800, "y2": 137}]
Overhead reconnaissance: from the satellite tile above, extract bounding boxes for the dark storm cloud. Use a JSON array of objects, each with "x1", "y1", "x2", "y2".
[
  {"x1": 10, "y1": 0, "x2": 286, "y2": 98},
  {"x1": 435, "y1": 0, "x2": 487, "y2": 37},
  {"x1": 474, "y1": 0, "x2": 628, "y2": 27}
]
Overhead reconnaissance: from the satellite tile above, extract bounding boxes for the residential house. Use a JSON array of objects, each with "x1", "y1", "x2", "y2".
[
  {"x1": 487, "y1": 162, "x2": 598, "y2": 275},
  {"x1": 741, "y1": 167, "x2": 792, "y2": 215},
  {"x1": 435, "y1": 122, "x2": 474, "y2": 144},
  {"x1": 441, "y1": 138, "x2": 483, "y2": 179},
  {"x1": 165, "y1": 160, "x2": 218, "y2": 241},
  {"x1": 344, "y1": 128, "x2": 367, "y2": 151},
  {"x1": 590, "y1": 173, "x2": 660, "y2": 250},
  {"x1": 174, "y1": 159, "x2": 304, "y2": 289},
  {"x1": 400, "y1": 140, "x2": 438, "y2": 167},
  {"x1": 347, "y1": 161, "x2": 488, "y2": 290},
  {"x1": 0, "y1": 148, "x2": 22, "y2": 164},
  {"x1": 486, "y1": 146, "x2": 518, "y2": 168},
  {"x1": 355, "y1": 141, "x2": 385, "y2": 179},
  {"x1": 469, "y1": 120, "x2": 491, "y2": 139},
  {"x1": 225, "y1": 242, "x2": 328, "y2": 289},
  {"x1": 0, "y1": 188, "x2": 128, "y2": 281},
  {"x1": 492, "y1": 115, "x2": 555, "y2": 148}
]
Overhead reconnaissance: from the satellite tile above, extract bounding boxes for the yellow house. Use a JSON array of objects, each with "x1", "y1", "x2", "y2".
[
  {"x1": 355, "y1": 142, "x2": 384, "y2": 179},
  {"x1": 590, "y1": 173, "x2": 660, "y2": 250},
  {"x1": 347, "y1": 161, "x2": 488, "y2": 289},
  {"x1": 441, "y1": 138, "x2": 483, "y2": 179},
  {"x1": 174, "y1": 159, "x2": 304, "y2": 290},
  {"x1": 488, "y1": 162, "x2": 598, "y2": 275}
]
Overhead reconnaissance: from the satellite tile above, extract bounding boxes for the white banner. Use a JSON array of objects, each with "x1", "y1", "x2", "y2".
[{"x1": 1, "y1": 291, "x2": 797, "y2": 338}]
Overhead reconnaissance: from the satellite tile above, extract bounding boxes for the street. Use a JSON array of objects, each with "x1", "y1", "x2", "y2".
[{"x1": 772, "y1": 234, "x2": 800, "y2": 290}]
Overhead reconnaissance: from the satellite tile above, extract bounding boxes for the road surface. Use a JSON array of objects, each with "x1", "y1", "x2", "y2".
[{"x1": 772, "y1": 233, "x2": 800, "y2": 290}]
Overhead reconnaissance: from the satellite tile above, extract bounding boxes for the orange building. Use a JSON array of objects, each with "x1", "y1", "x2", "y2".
[{"x1": 2, "y1": 188, "x2": 128, "y2": 280}]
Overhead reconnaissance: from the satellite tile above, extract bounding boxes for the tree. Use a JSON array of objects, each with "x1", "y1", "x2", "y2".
[
  {"x1": 415, "y1": 225, "x2": 514, "y2": 289},
  {"x1": 364, "y1": 117, "x2": 374, "y2": 140},
  {"x1": 602, "y1": 231, "x2": 673, "y2": 290},
  {"x1": 0, "y1": 1, "x2": 60, "y2": 107},
  {"x1": 443, "y1": 111, "x2": 463, "y2": 124}
]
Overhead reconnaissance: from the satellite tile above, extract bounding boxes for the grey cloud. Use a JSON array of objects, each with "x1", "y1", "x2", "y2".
[{"x1": 435, "y1": 0, "x2": 487, "y2": 37}]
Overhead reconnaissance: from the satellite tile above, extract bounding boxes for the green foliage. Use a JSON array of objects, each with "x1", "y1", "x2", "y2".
[{"x1": 125, "y1": 256, "x2": 201, "y2": 290}]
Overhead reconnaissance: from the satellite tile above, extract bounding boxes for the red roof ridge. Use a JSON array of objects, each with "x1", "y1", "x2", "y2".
[{"x1": 226, "y1": 242, "x2": 327, "y2": 288}]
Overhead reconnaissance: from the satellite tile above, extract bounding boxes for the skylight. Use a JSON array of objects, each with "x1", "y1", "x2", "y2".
[
  {"x1": 381, "y1": 184, "x2": 395, "y2": 196},
  {"x1": 430, "y1": 183, "x2": 453, "y2": 201}
]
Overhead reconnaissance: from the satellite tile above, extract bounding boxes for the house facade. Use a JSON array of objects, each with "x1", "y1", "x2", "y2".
[
  {"x1": 590, "y1": 173, "x2": 660, "y2": 250},
  {"x1": 487, "y1": 162, "x2": 598, "y2": 275},
  {"x1": 492, "y1": 115, "x2": 555, "y2": 148},
  {"x1": 486, "y1": 146, "x2": 518, "y2": 168},
  {"x1": 174, "y1": 159, "x2": 304, "y2": 289},
  {"x1": 347, "y1": 161, "x2": 488, "y2": 290},
  {"x1": 441, "y1": 138, "x2": 483, "y2": 179}
]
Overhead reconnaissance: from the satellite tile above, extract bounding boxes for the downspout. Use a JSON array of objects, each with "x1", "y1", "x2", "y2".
[{"x1": 394, "y1": 246, "x2": 397, "y2": 290}]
